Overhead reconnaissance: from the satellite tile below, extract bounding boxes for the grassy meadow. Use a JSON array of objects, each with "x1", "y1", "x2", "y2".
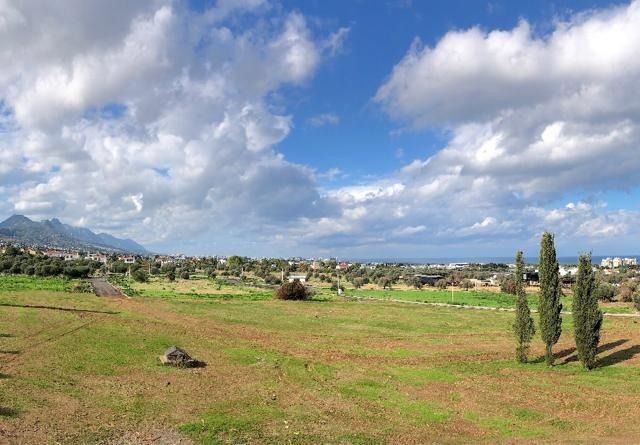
[{"x1": 1, "y1": 275, "x2": 639, "y2": 444}]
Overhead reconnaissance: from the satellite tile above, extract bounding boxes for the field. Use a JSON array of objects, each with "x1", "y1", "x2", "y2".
[{"x1": 1, "y1": 275, "x2": 640, "y2": 444}]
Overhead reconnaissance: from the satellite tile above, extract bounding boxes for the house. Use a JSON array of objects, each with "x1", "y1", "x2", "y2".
[
  {"x1": 336, "y1": 262, "x2": 350, "y2": 271},
  {"x1": 88, "y1": 253, "x2": 108, "y2": 264},
  {"x1": 601, "y1": 257, "x2": 637, "y2": 268},
  {"x1": 121, "y1": 256, "x2": 135, "y2": 264},
  {"x1": 288, "y1": 274, "x2": 307, "y2": 283},
  {"x1": 44, "y1": 250, "x2": 66, "y2": 258},
  {"x1": 64, "y1": 252, "x2": 80, "y2": 261}
]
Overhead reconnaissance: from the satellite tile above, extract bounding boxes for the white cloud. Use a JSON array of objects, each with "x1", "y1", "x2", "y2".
[
  {"x1": 322, "y1": 26, "x2": 350, "y2": 55},
  {"x1": 308, "y1": 112, "x2": 340, "y2": 127},
  {"x1": 289, "y1": 1, "x2": 640, "y2": 255},
  {"x1": 0, "y1": 0, "x2": 335, "y2": 252}
]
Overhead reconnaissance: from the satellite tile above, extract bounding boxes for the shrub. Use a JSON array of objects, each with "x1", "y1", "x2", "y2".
[
  {"x1": 500, "y1": 276, "x2": 517, "y2": 295},
  {"x1": 634, "y1": 295, "x2": 640, "y2": 312},
  {"x1": 63, "y1": 265, "x2": 90, "y2": 278},
  {"x1": 619, "y1": 284, "x2": 634, "y2": 302},
  {"x1": 274, "y1": 281, "x2": 308, "y2": 300},
  {"x1": 180, "y1": 271, "x2": 190, "y2": 280},
  {"x1": 594, "y1": 282, "x2": 616, "y2": 302},
  {"x1": 132, "y1": 268, "x2": 149, "y2": 283},
  {"x1": 460, "y1": 279, "x2": 473, "y2": 291},
  {"x1": 167, "y1": 270, "x2": 176, "y2": 282},
  {"x1": 436, "y1": 279, "x2": 447, "y2": 290}
]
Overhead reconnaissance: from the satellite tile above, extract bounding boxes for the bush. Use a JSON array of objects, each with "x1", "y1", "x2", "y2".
[
  {"x1": 63, "y1": 265, "x2": 90, "y2": 278},
  {"x1": 460, "y1": 279, "x2": 473, "y2": 291},
  {"x1": 619, "y1": 284, "x2": 634, "y2": 302},
  {"x1": 594, "y1": 282, "x2": 616, "y2": 302},
  {"x1": 274, "y1": 281, "x2": 308, "y2": 300},
  {"x1": 436, "y1": 279, "x2": 447, "y2": 290},
  {"x1": 634, "y1": 295, "x2": 640, "y2": 312},
  {"x1": 167, "y1": 270, "x2": 176, "y2": 282},
  {"x1": 180, "y1": 271, "x2": 190, "y2": 280},
  {"x1": 132, "y1": 269, "x2": 149, "y2": 283},
  {"x1": 500, "y1": 276, "x2": 517, "y2": 295}
]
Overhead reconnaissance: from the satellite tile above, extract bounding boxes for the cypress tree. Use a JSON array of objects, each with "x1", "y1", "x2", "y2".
[
  {"x1": 513, "y1": 251, "x2": 535, "y2": 363},
  {"x1": 538, "y1": 232, "x2": 562, "y2": 365},
  {"x1": 573, "y1": 253, "x2": 603, "y2": 370}
]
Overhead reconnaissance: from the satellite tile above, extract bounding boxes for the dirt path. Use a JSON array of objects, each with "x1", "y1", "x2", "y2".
[{"x1": 89, "y1": 278, "x2": 124, "y2": 298}]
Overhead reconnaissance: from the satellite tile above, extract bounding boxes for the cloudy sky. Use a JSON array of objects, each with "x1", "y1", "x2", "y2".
[{"x1": 1, "y1": 0, "x2": 640, "y2": 258}]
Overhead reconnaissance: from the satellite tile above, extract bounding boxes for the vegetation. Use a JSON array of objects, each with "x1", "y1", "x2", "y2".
[
  {"x1": 1, "y1": 277, "x2": 640, "y2": 444},
  {"x1": 573, "y1": 253, "x2": 603, "y2": 370},
  {"x1": 538, "y1": 232, "x2": 563, "y2": 365},
  {"x1": 513, "y1": 251, "x2": 535, "y2": 363},
  {"x1": 0, "y1": 246, "x2": 99, "y2": 278},
  {"x1": 274, "y1": 280, "x2": 308, "y2": 300}
]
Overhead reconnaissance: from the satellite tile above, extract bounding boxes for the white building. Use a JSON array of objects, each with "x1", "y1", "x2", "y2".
[{"x1": 288, "y1": 274, "x2": 307, "y2": 283}]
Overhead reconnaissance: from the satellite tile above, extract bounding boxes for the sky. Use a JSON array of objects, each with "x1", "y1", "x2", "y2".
[{"x1": 1, "y1": 0, "x2": 640, "y2": 258}]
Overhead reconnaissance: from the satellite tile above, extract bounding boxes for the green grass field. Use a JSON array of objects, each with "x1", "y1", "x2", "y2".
[
  {"x1": 344, "y1": 287, "x2": 635, "y2": 314},
  {"x1": 1, "y1": 275, "x2": 640, "y2": 444}
]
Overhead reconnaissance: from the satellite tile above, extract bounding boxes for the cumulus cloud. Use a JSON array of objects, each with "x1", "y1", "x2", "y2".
[
  {"x1": 0, "y1": 0, "x2": 333, "y2": 251},
  {"x1": 3, "y1": 0, "x2": 640, "y2": 256},
  {"x1": 289, "y1": 1, "x2": 640, "y2": 255}
]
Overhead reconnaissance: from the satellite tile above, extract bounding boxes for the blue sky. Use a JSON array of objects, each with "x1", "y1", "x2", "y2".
[{"x1": 1, "y1": 0, "x2": 639, "y2": 257}]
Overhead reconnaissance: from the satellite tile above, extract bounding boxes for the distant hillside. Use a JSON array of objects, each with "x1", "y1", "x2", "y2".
[{"x1": 0, "y1": 215, "x2": 148, "y2": 254}]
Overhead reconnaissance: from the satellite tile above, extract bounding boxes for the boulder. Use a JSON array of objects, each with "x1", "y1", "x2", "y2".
[{"x1": 159, "y1": 346, "x2": 201, "y2": 368}]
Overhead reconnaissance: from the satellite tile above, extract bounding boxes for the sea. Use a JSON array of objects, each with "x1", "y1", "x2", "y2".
[{"x1": 348, "y1": 255, "x2": 639, "y2": 266}]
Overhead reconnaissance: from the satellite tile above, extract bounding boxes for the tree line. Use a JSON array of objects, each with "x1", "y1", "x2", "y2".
[{"x1": 513, "y1": 232, "x2": 603, "y2": 370}]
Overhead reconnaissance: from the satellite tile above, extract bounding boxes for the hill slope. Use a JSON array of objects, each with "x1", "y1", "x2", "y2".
[{"x1": 0, "y1": 215, "x2": 148, "y2": 254}]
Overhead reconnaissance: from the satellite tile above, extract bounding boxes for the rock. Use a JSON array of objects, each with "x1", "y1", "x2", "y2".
[{"x1": 159, "y1": 346, "x2": 203, "y2": 368}]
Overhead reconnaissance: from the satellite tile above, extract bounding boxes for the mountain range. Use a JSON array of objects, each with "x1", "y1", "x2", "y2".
[{"x1": 0, "y1": 215, "x2": 148, "y2": 254}]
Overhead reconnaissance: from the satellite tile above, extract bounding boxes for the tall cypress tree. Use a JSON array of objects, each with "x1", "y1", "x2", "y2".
[
  {"x1": 538, "y1": 232, "x2": 562, "y2": 365},
  {"x1": 573, "y1": 253, "x2": 603, "y2": 370},
  {"x1": 513, "y1": 250, "x2": 535, "y2": 363}
]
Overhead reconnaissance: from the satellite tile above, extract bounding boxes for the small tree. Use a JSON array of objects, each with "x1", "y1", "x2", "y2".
[
  {"x1": 538, "y1": 232, "x2": 562, "y2": 365},
  {"x1": 132, "y1": 268, "x2": 149, "y2": 283},
  {"x1": 460, "y1": 279, "x2": 473, "y2": 291},
  {"x1": 513, "y1": 251, "x2": 535, "y2": 363},
  {"x1": 180, "y1": 270, "x2": 190, "y2": 280},
  {"x1": 500, "y1": 276, "x2": 517, "y2": 295},
  {"x1": 167, "y1": 270, "x2": 176, "y2": 282},
  {"x1": 436, "y1": 279, "x2": 447, "y2": 290},
  {"x1": 275, "y1": 281, "x2": 308, "y2": 300},
  {"x1": 573, "y1": 253, "x2": 602, "y2": 370},
  {"x1": 594, "y1": 282, "x2": 616, "y2": 302}
]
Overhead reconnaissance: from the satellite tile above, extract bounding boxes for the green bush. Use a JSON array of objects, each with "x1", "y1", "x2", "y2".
[{"x1": 132, "y1": 269, "x2": 149, "y2": 283}]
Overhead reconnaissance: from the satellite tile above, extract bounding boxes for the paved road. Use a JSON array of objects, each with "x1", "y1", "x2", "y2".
[{"x1": 89, "y1": 277, "x2": 124, "y2": 298}]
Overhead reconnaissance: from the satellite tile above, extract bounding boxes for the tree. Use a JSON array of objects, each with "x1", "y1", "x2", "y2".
[
  {"x1": 436, "y1": 279, "x2": 447, "y2": 290},
  {"x1": 132, "y1": 268, "x2": 149, "y2": 283},
  {"x1": 500, "y1": 276, "x2": 517, "y2": 295},
  {"x1": 594, "y1": 282, "x2": 616, "y2": 302},
  {"x1": 538, "y1": 232, "x2": 562, "y2": 365},
  {"x1": 573, "y1": 253, "x2": 602, "y2": 370},
  {"x1": 167, "y1": 269, "x2": 176, "y2": 282},
  {"x1": 459, "y1": 279, "x2": 473, "y2": 291},
  {"x1": 513, "y1": 251, "x2": 535, "y2": 363}
]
